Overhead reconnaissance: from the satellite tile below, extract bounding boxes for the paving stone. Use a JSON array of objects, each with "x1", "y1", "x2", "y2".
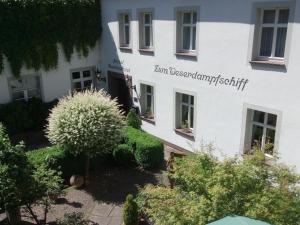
[
  {"x1": 89, "y1": 215, "x2": 111, "y2": 225},
  {"x1": 108, "y1": 216, "x2": 123, "y2": 225},
  {"x1": 91, "y1": 203, "x2": 114, "y2": 217},
  {"x1": 109, "y1": 205, "x2": 122, "y2": 217}
]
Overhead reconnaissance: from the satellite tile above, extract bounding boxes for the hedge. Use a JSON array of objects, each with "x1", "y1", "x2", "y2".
[
  {"x1": 123, "y1": 127, "x2": 164, "y2": 169},
  {"x1": 113, "y1": 144, "x2": 135, "y2": 167},
  {"x1": 0, "y1": 98, "x2": 57, "y2": 135},
  {"x1": 26, "y1": 146, "x2": 85, "y2": 181}
]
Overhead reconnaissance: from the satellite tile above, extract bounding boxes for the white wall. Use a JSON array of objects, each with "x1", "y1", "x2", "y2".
[
  {"x1": 0, "y1": 44, "x2": 101, "y2": 103},
  {"x1": 100, "y1": 0, "x2": 300, "y2": 171}
]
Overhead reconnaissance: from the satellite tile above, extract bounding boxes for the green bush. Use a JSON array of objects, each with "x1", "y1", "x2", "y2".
[
  {"x1": 57, "y1": 212, "x2": 89, "y2": 225},
  {"x1": 123, "y1": 127, "x2": 164, "y2": 169},
  {"x1": 123, "y1": 194, "x2": 139, "y2": 225},
  {"x1": 0, "y1": 98, "x2": 57, "y2": 135},
  {"x1": 126, "y1": 109, "x2": 141, "y2": 129},
  {"x1": 137, "y1": 152, "x2": 300, "y2": 225},
  {"x1": 26, "y1": 146, "x2": 85, "y2": 181},
  {"x1": 113, "y1": 144, "x2": 135, "y2": 167}
]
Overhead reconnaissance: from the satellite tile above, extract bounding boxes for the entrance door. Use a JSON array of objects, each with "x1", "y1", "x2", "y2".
[{"x1": 107, "y1": 71, "x2": 132, "y2": 114}]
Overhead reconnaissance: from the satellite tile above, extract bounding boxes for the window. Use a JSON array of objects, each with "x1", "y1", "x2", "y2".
[
  {"x1": 71, "y1": 69, "x2": 94, "y2": 91},
  {"x1": 140, "y1": 84, "x2": 154, "y2": 120},
  {"x1": 119, "y1": 13, "x2": 131, "y2": 48},
  {"x1": 175, "y1": 93, "x2": 194, "y2": 133},
  {"x1": 245, "y1": 109, "x2": 278, "y2": 156},
  {"x1": 176, "y1": 9, "x2": 198, "y2": 54},
  {"x1": 258, "y1": 8, "x2": 289, "y2": 60},
  {"x1": 10, "y1": 76, "x2": 41, "y2": 101},
  {"x1": 139, "y1": 12, "x2": 153, "y2": 49}
]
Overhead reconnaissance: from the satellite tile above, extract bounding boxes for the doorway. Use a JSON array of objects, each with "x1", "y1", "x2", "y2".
[{"x1": 107, "y1": 71, "x2": 132, "y2": 114}]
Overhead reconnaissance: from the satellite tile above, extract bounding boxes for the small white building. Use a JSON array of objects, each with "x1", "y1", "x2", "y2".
[
  {"x1": 0, "y1": 45, "x2": 101, "y2": 103},
  {"x1": 99, "y1": 0, "x2": 300, "y2": 172}
]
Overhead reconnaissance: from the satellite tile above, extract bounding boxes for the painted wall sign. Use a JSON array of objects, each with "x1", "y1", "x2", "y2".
[
  {"x1": 108, "y1": 58, "x2": 130, "y2": 73},
  {"x1": 154, "y1": 65, "x2": 249, "y2": 91}
]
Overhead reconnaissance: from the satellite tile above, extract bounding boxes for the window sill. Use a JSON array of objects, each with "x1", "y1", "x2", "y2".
[
  {"x1": 119, "y1": 46, "x2": 132, "y2": 51},
  {"x1": 250, "y1": 59, "x2": 285, "y2": 67},
  {"x1": 139, "y1": 48, "x2": 154, "y2": 53},
  {"x1": 174, "y1": 128, "x2": 195, "y2": 141},
  {"x1": 175, "y1": 52, "x2": 197, "y2": 58},
  {"x1": 141, "y1": 116, "x2": 155, "y2": 125}
]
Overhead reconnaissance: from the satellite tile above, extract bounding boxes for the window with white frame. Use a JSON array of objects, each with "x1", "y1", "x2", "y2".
[
  {"x1": 139, "y1": 12, "x2": 153, "y2": 49},
  {"x1": 258, "y1": 8, "x2": 289, "y2": 60},
  {"x1": 10, "y1": 76, "x2": 41, "y2": 101},
  {"x1": 119, "y1": 13, "x2": 131, "y2": 47},
  {"x1": 176, "y1": 10, "x2": 197, "y2": 53},
  {"x1": 71, "y1": 69, "x2": 94, "y2": 91},
  {"x1": 140, "y1": 84, "x2": 154, "y2": 120},
  {"x1": 176, "y1": 93, "x2": 194, "y2": 132},
  {"x1": 246, "y1": 109, "x2": 278, "y2": 156}
]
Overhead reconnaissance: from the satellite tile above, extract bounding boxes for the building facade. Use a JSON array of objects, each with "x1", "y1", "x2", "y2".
[
  {"x1": 100, "y1": 0, "x2": 300, "y2": 171},
  {"x1": 0, "y1": 45, "x2": 101, "y2": 104}
]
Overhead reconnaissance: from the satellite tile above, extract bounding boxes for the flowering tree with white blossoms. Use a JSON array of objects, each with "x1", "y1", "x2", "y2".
[{"x1": 46, "y1": 90, "x2": 125, "y2": 183}]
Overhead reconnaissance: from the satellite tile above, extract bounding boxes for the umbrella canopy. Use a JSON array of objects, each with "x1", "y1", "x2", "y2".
[{"x1": 207, "y1": 216, "x2": 272, "y2": 225}]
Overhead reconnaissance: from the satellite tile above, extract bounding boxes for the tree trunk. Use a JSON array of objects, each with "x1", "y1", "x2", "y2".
[
  {"x1": 6, "y1": 207, "x2": 21, "y2": 225},
  {"x1": 85, "y1": 156, "x2": 90, "y2": 185}
]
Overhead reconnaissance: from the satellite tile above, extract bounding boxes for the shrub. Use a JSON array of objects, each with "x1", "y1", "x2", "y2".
[
  {"x1": 137, "y1": 152, "x2": 300, "y2": 225},
  {"x1": 126, "y1": 109, "x2": 141, "y2": 129},
  {"x1": 124, "y1": 127, "x2": 164, "y2": 169},
  {"x1": 0, "y1": 98, "x2": 57, "y2": 135},
  {"x1": 113, "y1": 144, "x2": 135, "y2": 167},
  {"x1": 26, "y1": 146, "x2": 85, "y2": 181},
  {"x1": 57, "y1": 212, "x2": 89, "y2": 225},
  {"x1": 46, "y1": 90, "x2": 125, "y2": 182},
  {"x1": 123, "y1": 194, "x2": 139, "y2": 225}
]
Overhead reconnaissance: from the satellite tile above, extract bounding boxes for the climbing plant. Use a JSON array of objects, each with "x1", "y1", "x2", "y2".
[{"x1": 0, "y1": 0, "x2": 101, "y2": 77}]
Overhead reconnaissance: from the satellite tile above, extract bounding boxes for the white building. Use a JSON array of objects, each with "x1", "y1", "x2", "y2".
[
  {"x1": 99, "y1": 0, "x2": 300, "y2": 171},
  {"x1": 0, "y1": 45, "x2": 101, "y2": 103}
]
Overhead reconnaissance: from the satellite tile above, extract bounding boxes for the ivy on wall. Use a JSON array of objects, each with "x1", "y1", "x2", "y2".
[{"x1": 0, "y1": 0, "x2": 101, "y2": 77}]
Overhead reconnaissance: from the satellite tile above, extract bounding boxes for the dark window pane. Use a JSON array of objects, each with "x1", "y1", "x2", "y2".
[
  {"x1": 190, "y1": 96, "x2": 194, "y2": 105},
  {"x1": 190, "y1": 108, "x2": 194, "y2": 128},
  {"x1": 183, "y1": 13, "x2": 191, "y2": 24},
  {"x1": 146, "y1": 85, "x2": 152, "y2": 93},
  {"x1": 193, "y1": 12, "x2": 197, "y2": 24},
  {"x1": 144, "y1": 26, "x2": 151, "y2": 47},
  {"x1": 253, "y1": 110, "x2": 265, "y2": 123},
  {"x1": 144, "y1": 13, "x2": 151, "y2": 24},
  {"x1": 192, "y1": 27, "x2": 196, "y2": 50},
  {"x1": 28, "y1": 89, "x2": 40, "y2": 98},
  {"x1": 12, "y1": 91, "x2": 25, "y2": 100},
  {"x1": 181, "y1": 105, "x2": 189, "y2": 125},
  {"x1": 275, "y1": 27, "x2": 287, "y2": 58},
  {"x1": 267, "y1": 113, "x2": 277, "y2": 127},
  {"x1": 72, "y1": 72, "x2": 80, "y2": 80},
  {"x1": 83, "y1": 70, "x2": 91, "y2": 78},
  {"x1": 251, "y1": 125, "x2": 264, "y2": 149},
  {"x1": 265, "y1": 129, "x2": 276, "y2": 155},
  {"x1": 84, "y1": 80, "x2": 92, "y2": 88},
  {"x1": 183, "y1": 27, "x2": 191, "y2": 50},
  {"x1": 259, "y1": 27, "x2": 274, "y2": 57},
  {"x1": 73, "y1": 82, "x2": 82, "y2": 91},
  {"x1": 146, "y1": 95, "x2": 152, "y2": 109},
  {"x1": 125, "y1": 26, "x2": 130, "y2": 45},
  {"x1": 263, "y1": 10, "x2": 276, "y2": 23},
  {"x1": 278, "y1": 9, "x2": 289, "y2": 23},
  {"x1": 124, "y1": 14, "x2": 129, "y2": 24},
  {"x1": 182, "y1": 94, "x2": 189, "y2": 104}
]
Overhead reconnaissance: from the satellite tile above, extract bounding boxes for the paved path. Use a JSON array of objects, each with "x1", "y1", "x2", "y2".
[{"x1": 89, "y1": 202, "x2": 123, "y2": 225}]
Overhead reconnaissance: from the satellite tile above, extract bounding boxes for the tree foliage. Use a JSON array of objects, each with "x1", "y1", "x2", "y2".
[
  {"x1": 47, "y1": 90, "x2": 125, "y2": 158},
  {"x1": 0, "y1": 0, "x2": 101, "y2": 77},
  {"x1": 137, "y1": 151, "x2": 300, "y2": 225}
]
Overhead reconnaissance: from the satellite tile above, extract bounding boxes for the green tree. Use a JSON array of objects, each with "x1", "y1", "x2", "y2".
[
  {"x1": 46, "y1": 90, "x2": 125, "y2": 183},
  {"x1": 126, "y1": 109, "x2": 142, "y2": 129},
  {"x1": 137, "y1": 151, "x2": 300, "y2": 225},
  {"x1": 123, "y1": 194, "x2": 139, "y2": 225}
]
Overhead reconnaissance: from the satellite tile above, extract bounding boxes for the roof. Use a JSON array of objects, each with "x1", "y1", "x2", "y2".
[{"x1": 207, "y1": 216, "x2": 273, "y2": 225}]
